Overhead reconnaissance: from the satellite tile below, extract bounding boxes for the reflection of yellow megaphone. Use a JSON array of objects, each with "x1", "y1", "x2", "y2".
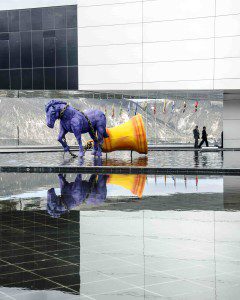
[
  {"x1": 107, "y1": 174, "x2": 146, "y2": 198},
  {"x1": 103, "y1": 114, "x2": 148, "y2": 154}
]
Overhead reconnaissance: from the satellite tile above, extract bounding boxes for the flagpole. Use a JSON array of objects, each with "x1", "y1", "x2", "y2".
[
  {"x1": 164, "y1": 112, "x2": 166, "y2": 143},
  {"x1": 155, "y1": 101, "x2": 157, "y2": 145},
  {"x1": 145, "y1": 93, "x2": 148, "y2": 141}
]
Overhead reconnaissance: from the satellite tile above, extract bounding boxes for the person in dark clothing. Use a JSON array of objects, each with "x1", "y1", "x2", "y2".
[
  {"x1": 193, "y1": 125, "x2": 200, "y2": 148},
  {"x1": 199, "y1": 126, "x2": 209, "y2": 147}
]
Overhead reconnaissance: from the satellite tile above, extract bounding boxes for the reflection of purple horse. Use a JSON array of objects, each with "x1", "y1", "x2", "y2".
[
  {"x1": 47, "y1": 174, "x2": 108, "y2": 218},
  {"x1": 45, "y1": 100, "x2": 108, "y2": 157}
]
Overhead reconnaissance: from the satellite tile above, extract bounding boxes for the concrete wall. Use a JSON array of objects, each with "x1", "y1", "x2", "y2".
[
  {"x1": 77, "y1": 0, "x2": 240, "y2": 90},
  {"x1": 223, "y1": 91, "x2": 240, "y2": 148}
]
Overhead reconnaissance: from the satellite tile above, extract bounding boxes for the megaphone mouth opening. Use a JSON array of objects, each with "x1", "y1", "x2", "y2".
[{"x1": 101, "y1": 114, "x2": 148, "y2": 155}]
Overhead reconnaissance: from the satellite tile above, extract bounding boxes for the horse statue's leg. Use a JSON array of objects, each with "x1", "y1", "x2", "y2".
[
  {"x1": 96, "y1": 126, "x2": 106, "y2": 157},
  {"x1": 95, "y1": 114, "x2": 108, "y2": 157},
  {"x1": 72, "y1": 127, "x2": 85, "y2": 157},
  {"x1": 89, "y1": 131, "x2": 98, "y2": 156},
  {"x1": 58, "y1": 125, "x2": 70, "y2": 153}
]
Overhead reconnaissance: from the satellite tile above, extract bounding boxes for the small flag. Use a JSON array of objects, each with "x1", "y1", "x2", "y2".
[
  {"x1": 172, "y1": 175, "x2": 176, "y2": 187},
  {"x1": 194, "y1": 101, "x2": 199, "y2": 112},
  {"x1": 134, "y1": 103, "x2": 138, "y2": 115},
  {"x1": 143, "y1": 101, "x2": 148, "y2": 111},
  {"x1": 183, "y1": 101, "x2": 187, "y2": 113},
  {"x1": 153, "y1": 102, "x2": 157, "y2": 116},
  {"x1": 196, "y1": 175, "x2": 198, "y2": 187},
  {"x1": 184, "y1": 175, "x2": 187, "y2": 188},
  {"x1": 119, "y1": 103, "x2": 123, "y2": 117},
  {"x1": 163, "y1": 99, "x2": 167, "y2": 114},
  {"x1": 127, "y1": 102, "x2": 131, "y2": 115},
  {"x1": 112, "y1": 104, "x2": 115, "y2": 118},
  {"x1": 171, "y1": 101, "x2": 175, "y2": 113}
]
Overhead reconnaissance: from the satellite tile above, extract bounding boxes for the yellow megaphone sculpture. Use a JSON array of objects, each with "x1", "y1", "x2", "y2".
[{"x1": 102, "y1": 114, "x2": 148, "y2": 154}]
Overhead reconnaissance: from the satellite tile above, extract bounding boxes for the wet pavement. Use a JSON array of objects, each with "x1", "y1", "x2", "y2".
[{"x1": 1, "y1": 173, "x2": 240, "y2": 299}]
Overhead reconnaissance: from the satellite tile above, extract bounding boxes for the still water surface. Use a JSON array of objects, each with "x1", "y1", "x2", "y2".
[
  {"x1": 0, "y1": 150, "x2": 237, "y2": 168},
  {"x1": 0, "y1": 173, "x2": 240, "y2": 299}
]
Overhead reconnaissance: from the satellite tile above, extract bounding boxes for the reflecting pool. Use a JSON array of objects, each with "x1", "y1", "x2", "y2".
[
  {"x1": 0, "y1": 150, "x2": 231, "y2": 168},
  {"x1": 1, "y1": 173, "x2": 240, "y2": 299}
]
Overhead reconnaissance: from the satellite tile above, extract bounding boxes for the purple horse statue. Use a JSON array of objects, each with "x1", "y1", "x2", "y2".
[{"x1": 45, "y1": 100, "x2": 108, "y2": 157}]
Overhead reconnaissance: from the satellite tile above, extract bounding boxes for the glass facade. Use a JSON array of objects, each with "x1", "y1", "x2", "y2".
[{"x1": 0, "y1": 5, "x2": 78, "y2": 90}]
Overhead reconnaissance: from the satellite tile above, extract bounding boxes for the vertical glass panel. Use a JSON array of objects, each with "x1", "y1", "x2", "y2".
[
  {"x1": 44, "y1": 67, "x2": 55, "y2": 90},
  {"x1": 31, "y1": 8, "x2": 42, "y2": 30},
  {"x1": 67, "y1": 28, "x2": 78, "y2": 66},
  {"x1": 33, "y1": 68, "x2": 44, "y2": 89},
  {"x1": 20, "y1": 9, "x2": 31, "y2": 31},
  {"x1": 42, "y1": 7, "x2": 54, "y2": 30},
  {"x1": 56, "y1": 67, "x2": 67, "y2": 89},
  {"x1": 0, "y1": 33, "x2": 9, "y2": 40},
  {"x1": 8, "y1": 10, "x2": 19, "y2": 32},
  {"x1": 10, "y1": 69, "x2": 21, "y2": 90},
  {"x1": 20, "y1": 31, "x2": 32, "y2": 68},
  {"x1": 0, "y1": 40, "x2": 9, "y2": 69},
  {"x1": 22, "y1": 68, "x2": 32, "y2": 90},
  {"x1": 68, "y1": 66, "x2": 78, "y2": 90},
  {"x1": 0, "y1": 11, "x2": 8, "y2": 33},
  {"x1": 56, "y1": 29, "x2": 67, "y2": 66},
  {"x1": 32, "y1": 31, "x2": 43, "y2": 68},
  {"x1": 44, "y1": 37, "x2": 55, "y2": 67},
  {"x1": 54, "y1": 6, "x2": 66, "y2": 29},
  {"x1": 0, "y1": 70, "x2": 10, "y2": 89},
  {"x1": 9, "y1": 32, "x2": 20, "y2": 68},
  {"x1": 66, "y1": 6, "x2": 77, "y2": 28}
]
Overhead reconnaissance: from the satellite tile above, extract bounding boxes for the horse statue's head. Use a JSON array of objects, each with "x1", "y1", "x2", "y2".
[
  {"x1": 45, "y1": 100, "x2": 67, "y2": 128},
  {"x1": 47, "y1": 188, "x2": 68, "y2": 218}
]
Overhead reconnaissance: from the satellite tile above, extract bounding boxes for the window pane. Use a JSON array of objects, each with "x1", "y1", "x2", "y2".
[
  {"x1": 67, "y1": 28, "x2": 77, "y2": 66},
  {"x1": 20, "y1": 31, "x2": 32, "y2": 68},
  {"x1": 56, "y1": 29, "x2": 67, "y2": 66},
  {"x1": 66, "y1": 6, "x2": 77, "y2": 28},
  {"x1": 54, "y1": 7, "x2": 66, "y2": 29},
  {"x1": 56, "y1": 67, "x2": 67, "y2": 89},
  {"x1": 0, "y1": 40, "x2": 9, "y2": 69},
  {"x1": 31, "y1": 8, "x2": 42, "y2": 30},
  {"x1": 32, "y1": 31, "x2": 43, "y2": 68},
  {"x1": 68, "y1": 66, "x2": 78, "y2": 90},
  {"x1": 8, "y1": 10, "x2": 19, "y2": 32},
  {"x1": 44, "y1": 67, "x2": 55, "y2": 90},
  {"x1": 10, "y1": 69, "x2": 21, "y2": 90},
  {"x1": 22, "y1": 69, "x2": 32, "y2": 90},
  {"x1": 0, "y1": 70, "x2": 10, "y2": 89},
  {"x1": 44, "y1": 37, "x2": 55, "y2": 67},
  {"x1": 20, "y1": 10, "x2": 31, "y2": 31},
  {"x1": 42, "y1": 7, "x2": 54, "y2": 30},
  {"x1": 33, "y1": 68, "x2": 44, "y2": 89},
  {"x1": 9, "y1": 32, "x2": 20, "y2": 68},
  {"x1": 0, "y1": 11, "x2": 8, "y2": 33}
]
